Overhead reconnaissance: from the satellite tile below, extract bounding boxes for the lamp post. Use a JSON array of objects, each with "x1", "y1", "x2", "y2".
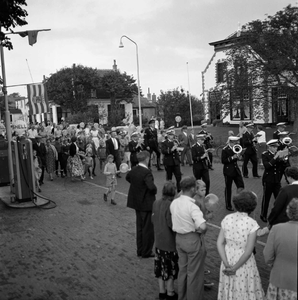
[
  {"x1": 119, "y1": 35, "x2": 142, "y2": 128},
  {"x1": 186, "y1": 62, "x2": 194, "y2": 128}
]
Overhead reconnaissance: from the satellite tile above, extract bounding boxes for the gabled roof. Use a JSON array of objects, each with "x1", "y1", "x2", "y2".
[{"x1": 209, "y1": 31, "x2": 247, "y2": 51}]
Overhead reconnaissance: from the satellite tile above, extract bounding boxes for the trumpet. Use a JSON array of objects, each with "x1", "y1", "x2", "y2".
[
  {"x1": 232, "y1": 144, "x2": 243, "y2": 154},
  {"x1": 282, "y1": 137, "x2": 292, "y2": 146}
]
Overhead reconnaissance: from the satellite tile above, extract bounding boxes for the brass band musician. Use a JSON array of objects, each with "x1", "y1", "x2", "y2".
[
  {"x1": 260, "y1": 139, "x2": 288, "y2": 223},
  {"x1": 242, "y1": 123, "x2": 260, "y2": 178},
  {"x1": 191, "y1": 134, "x2": 210, "y2": 195},
  {"x1": 221, "y1": 136, "x2": 245, "y2": 211}
]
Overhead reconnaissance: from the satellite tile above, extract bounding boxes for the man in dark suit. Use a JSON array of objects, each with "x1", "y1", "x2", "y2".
[
  {"x1": 221, "y1": 136, "x2": 245, "y2": 211},
  {"x1": 260, "y1": 139, "x2": 287, "y2": 222},
  {"x1": 178, "y1": 125, "x2": 192, "y2": 166},
  {"x1": 33, "y1": 136, "x2": 47, "y2": 185},
  {"x1": 126, "y1": 150, "x2": 157, "y2": 258},
  {"x1": 268, "y1": 166, "x2": 298, "y2": 227},
  {"x1": 191, "y1": 134, "x2": 210, "y2": 195},
  {"x1": 144, "y1": 119, "x2": 163, "y2": 170},
  {"x1": 128, "y1": 132, "x2": 144, "y2": 168},
  {"x1": 273, "y1": 122, "x2": 286, "y2": 139},
  {"x1": 161, "y1": 129, "x2": 182, "y2": 192},
  {"x1": 242, "y1": 123, "x2": 260, "y2": 178},
  {"x1": 106, "y1": 130, "x2": 121, "y2": 178}
]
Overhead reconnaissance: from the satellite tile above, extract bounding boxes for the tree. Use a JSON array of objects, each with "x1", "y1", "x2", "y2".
[
  {"x1": 65, "y1": 105, "x2": 102, "y2": 124},
  {"x1": 100, "y1": 70, "x2": 139, "y2": 126},
  {"x1": 157, "y1": 88, "x2": 204, "y2": 127},
  {"x1": 211, "y1": 5, "x2": 298, "y2": 131},
  {"x1": 46, "y1": 64, "x2": 102, "y2": 114},
  {"x1": 0, "y1": 0, "x2": 28, "y2": 50}
]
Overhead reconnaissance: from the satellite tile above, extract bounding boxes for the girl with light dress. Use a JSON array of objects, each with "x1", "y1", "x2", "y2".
[
  {"x1": 103, "y1": 154, "x2": 120, "y2": 205},
  {"x1": 217, "y1": 190, "x2": 265, "y2": 300}
]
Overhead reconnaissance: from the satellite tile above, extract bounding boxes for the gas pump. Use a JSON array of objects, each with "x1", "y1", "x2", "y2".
[{"x1": 11, "y1": 137, "x2": 36, "y2": 202}]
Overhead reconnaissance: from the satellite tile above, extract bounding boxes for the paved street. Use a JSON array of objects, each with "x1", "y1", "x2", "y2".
[{"x1": 0, "y1": 160, "x2": 282, "y2": 300}]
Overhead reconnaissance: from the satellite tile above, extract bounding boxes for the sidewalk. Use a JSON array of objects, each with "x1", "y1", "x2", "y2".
[{"x1": 0, "y1": 162, "x2": 273, "y2": 300}]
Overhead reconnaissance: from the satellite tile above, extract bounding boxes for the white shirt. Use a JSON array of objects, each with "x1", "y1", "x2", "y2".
[
  {"x1": 257, "y1": 130, "x2": 266, "y2": 143},
  {"x1": 138, "y1": 162, "x2": 148, "y2": 169},
  {"x1": 291, "y1": 181, "x2": 298, "y2": 185},
  {"x1": 170, "y1": 195, "x2": 205, "y2": 234},
  {"x1": 112, "y1": 138, "x2": 118, "y2": 150},
  {"x1": 28, "y1": 129, "x2": 38, "y2": 138}
]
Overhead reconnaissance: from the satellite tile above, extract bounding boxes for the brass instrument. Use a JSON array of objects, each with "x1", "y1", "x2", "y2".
[
  {"x1": 232, "y1": 144, "x2": 243, "y2": 154},
  {"x1": 282, "y1": 137, "x2": 292, "y2": 146}
]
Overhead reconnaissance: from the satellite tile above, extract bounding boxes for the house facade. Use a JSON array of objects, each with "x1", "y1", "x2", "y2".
[{"x1": 202, "y1": 32, "x2": 295, "y2": 125}]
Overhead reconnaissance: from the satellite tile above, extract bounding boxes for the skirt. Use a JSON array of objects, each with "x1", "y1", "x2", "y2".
[
  {"x1": 266, "y1": 282, "x2": 297, "y2": 300},
  {"x1": 154, "y1": 248, "x2": 179, "y2": 281}
]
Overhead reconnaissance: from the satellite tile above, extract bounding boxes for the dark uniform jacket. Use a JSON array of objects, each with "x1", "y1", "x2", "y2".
[
  {"x1": 199, "y1": 130, "x2": 213, "y2": 149},
  {"x1": 144, "y1": 127, "x2": 158, "y2": 148},
  {"x1": 126, "y1": 165, "x2": 157, "y2": 212},
  {"x1": 221, "y1": 145, "x2": 242, "y2": 177},
  {"x1": 262, "y1": 150, "x2": 286, "y2": 183},
  {"x1": 128, "y1": 140, "x2": 144, "y2": 165},
  {"x1": 191, "y1": 143, "x2": 208, "y2": 170},
  {"x1": 243, "y1": 131, "x2": 257, "y2": 155},
  {"x1": 161, "y1": 139, "x2": 180, "y2": 166},
  {"x1": 273, "y1": 130, "x2": 281, "y2": 140}
]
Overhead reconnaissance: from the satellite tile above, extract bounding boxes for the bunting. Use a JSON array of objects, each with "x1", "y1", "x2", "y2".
[{"x1": 27, "y1": 83, "x2": 49, "y2": 115}]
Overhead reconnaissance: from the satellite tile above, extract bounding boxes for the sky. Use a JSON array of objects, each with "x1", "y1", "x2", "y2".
[{"x1": 1, "y1": 0, "x2": 295, "y2": 100}]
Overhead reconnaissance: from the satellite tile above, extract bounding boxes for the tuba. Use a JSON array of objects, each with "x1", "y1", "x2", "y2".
[
  {"x1": 282, "y1": 137, "x2": 292, "y2": 146},
  {"x1": 232, "y1": 144, "x2": 243, "y2": 154}
]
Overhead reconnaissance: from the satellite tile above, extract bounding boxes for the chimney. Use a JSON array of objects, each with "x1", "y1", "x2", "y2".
[
  {"x1": 147, "y1": 88, "x2": 152, "y2": 101},
  {"x1": 152, "y1": 93, "x2": 156, "y2": 103},
  {"x1": 113, "y1": 59, "x2": 117, "y2": 71}
]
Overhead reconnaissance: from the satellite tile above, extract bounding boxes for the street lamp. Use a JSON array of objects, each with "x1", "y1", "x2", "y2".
[{"x1": 119, "y1": 35, "x2": 142, "y2": 128}]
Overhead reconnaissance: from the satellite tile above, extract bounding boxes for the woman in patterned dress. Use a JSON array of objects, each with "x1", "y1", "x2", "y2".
[
  {"x1": 264, "y1": 198, "x2": 298, "y2": 300},
  {"x1": 67, "y1": 136, "x2": 85, "y2": 181},
  {"x1": 217, "y1": 190, "x2": 265, "y2": 300},
  {"x1": 152, "y1": 181, "x2": 178, "y2": 300}
]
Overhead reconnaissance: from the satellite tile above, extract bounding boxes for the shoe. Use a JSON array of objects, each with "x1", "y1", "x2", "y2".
[
  {"x1": 90, "y1": 176, "x2": 93, "y2": 180},
  {"x1": 39, "y1": 181, "x2": 44, "y2": 185},
  {"x1": 253, "y1": 175, "x2": 261, "y2": 178},
  {"x1": 181, "y1": 164, "x2": 185, "y2": 166},
  {"x1": 159, "y1": 292, "x2": 167, "y2": 300},
  {"x1": 209, "y1": 167, "x2": 214, "y2": 170},
  {"x1": 166, "y1": 292, "x2": 178, "y2": 300},
  {"x1": 61, "y1": 174, "x2": 65, "y2": 178},
  {"x1": 157, "y1": 167, "x2": 164, "y2": 171},
  {"x1": 142, "y1": 252, "x2": 155, "y2": 258},
  {"x1": 38, "y1": 188, "x2": 41, "y2": 192},
  {"x1": 116, "y1": 174, "x2": 121, "y2": 178},
  {"x1": 226, "y1": 207, "x2": 234, "y2": 212},
  {"x1": 92, "y1": 173, "x2": 97, "y2": 176},
  {"x1": 111, "y1": 199, "x2": 117, "y2": 205},
  {"x1": 50, "y1": 178, "x2": 53, "y2": 181},
  {"x1": 204, "y1": 279, "x2": 214, "y2": 288},
  {"x1": 260, "y1": 215, "x2": 267, "y2": 223},
  {"x1": 204, "y1": 270, "x2": 211, "y2": 275},
  {"x1": 243, "y1": 175, "x2": 249, "y2": 178},
  {"x1": 103, "y1": 194, "x2": 107, "y2": 202}
]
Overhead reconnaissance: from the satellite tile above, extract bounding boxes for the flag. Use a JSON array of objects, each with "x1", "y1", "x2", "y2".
[
  {"x1": 17, "y1": 29, "x2": 50, "y2": 46},
  {"x1": 27, "y1": 84, "x2": 49, "y2": 115},
  {"x1": 18, "y1": 30, "x2": 39, "y2": 46}
]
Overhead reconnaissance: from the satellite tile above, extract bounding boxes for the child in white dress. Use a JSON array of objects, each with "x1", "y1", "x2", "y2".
[{"x1": 103, "y1": 154, "x2": 119, "y2": 205}]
